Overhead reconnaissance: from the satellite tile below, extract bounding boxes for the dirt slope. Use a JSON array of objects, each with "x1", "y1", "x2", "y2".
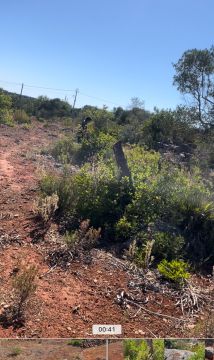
[
  {"x1": 0, "y1": 121, "x2": 213, "y2": 339},
  {"x1": 0, "y1": 339, "x2": 124, "y2": 360}
]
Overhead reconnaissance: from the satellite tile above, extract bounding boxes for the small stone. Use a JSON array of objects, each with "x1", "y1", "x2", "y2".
[
  {"x1": 72, "y1": 305, "x2": 80, "y2": 313},
  {"x1": 187, "y1": 324, "x2": 195, "y2": 329},
  {"x1": 67, "y1": 327, "x2": 72, "y2": 331},
  {"x1": 138, "y1": 330, "x2": 146, "y2": 335},
  {"x1": 3, "y1": 304, "x2": 10, "y2": 309}
]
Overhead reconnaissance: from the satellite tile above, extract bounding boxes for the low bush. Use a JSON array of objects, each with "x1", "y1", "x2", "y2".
[
  {"x1": 51, "y1": 129, "x2": 116, "y2": 165},
  {"x1": 33, "y1": 193, "x2": 59, "y2": 223},
  {"x1": 41, "y1": 162, "x2": 131, "y2": 235},
  {"x1": 124, "y1": 340, "x2": 151, "y2": 360},
  {"x1": 14, "y1": 109, "x2": 30, "y2": 124},
  {"x1": 51, "y1": 137, "x2": 79, "y2": 164},
  {"x1": 126, "y1": 239, "x2": 155, "y2": 269},
  {"x1": 152, "y1": 231, "x2": 185, "y2": 261},
  {"x1": 0, "y1": 108, "x2": 14, "y2": 125},
  {"x1": 65, "y1": 219, "x2": 101, "y2": 253},
  {"x1": 189, "y1": 343, "x2": 205, "y2": 360},
  {"x1": 40, "y1": 144, "x2": 214, "y2": 269},
  {"x1": 153, "y1": 340, "x2": 165, "y2": 360},
  {"x1": 12, "y1": 264, "x2": 38, "y2": 319},
  {"x1": 67, "y1": 339, "x2": 84, "y2": 346},
  {"x1": 157, "y1": 259, "x2": 190, "y2": 284}
]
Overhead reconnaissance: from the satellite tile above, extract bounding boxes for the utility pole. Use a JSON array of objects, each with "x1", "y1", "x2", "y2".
[
  {"x1": 106, "y1": 339, "x2": 109, "y2": 360},
  {"x1": 72, "y1": 88, "x2": 79, "y2": 109},
  {"x1": 19, "y1": 83, "x2": 24, "y2": 109}
]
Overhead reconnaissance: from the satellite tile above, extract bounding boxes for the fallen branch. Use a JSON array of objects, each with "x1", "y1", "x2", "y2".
[
  {"x1": 40, "y1": 264, "x2": 57, "y2": 278},
  {"x1": 126, "y1": 298, "x2": 187, "y2": 322}
]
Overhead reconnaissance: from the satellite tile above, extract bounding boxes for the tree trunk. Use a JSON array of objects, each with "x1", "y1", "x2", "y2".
[{"x1": 113, "y1": 141, "x2": 132, "y2": 182}]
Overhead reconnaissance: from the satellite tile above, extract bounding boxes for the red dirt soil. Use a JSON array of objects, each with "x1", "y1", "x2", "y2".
[
  {"x1": 0, "y1": 339, "x2": 124, "y2": 359},
  {"x1": 0, "y1": 121, "x2": 213, "y2": 339}
]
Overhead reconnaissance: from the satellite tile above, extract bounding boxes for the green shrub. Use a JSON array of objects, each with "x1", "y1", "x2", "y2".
[
  {"x1": 40, "y1": 143, "x2": 214, "y2": 268},
  {"x1": 158, "y1": 259, "x2": 190, "y2": 284},
  {"x1": 0, "y1": 108, "x2": 14, "y2": 125},
  {"x1": 124, "y1": 340, "x2": 151, "y2": 360},
  {"x1": 115, "y1": 216, "x2": 133, "y2": 241},
  {"x1": 141, "y1": 109, "x2": 195, "y2": 149},
  {"x1": 51, "y1": 129, "x2": 116, "y2": 165},
  {"x1": 51, "y1": 137, "x2": 79, "y2": 164},
  {"x1": 40, "y1": 174, "x2": 59, "y2": 196},
  {"x1": 153, "y1": 339, "x2": 165, "y2": 360},
  {"x1": 67, "y1": 339, "x2": 84, "y2": 346},
  {"x1": 41, "y1": 162, "x2": 131, "y2": 234},
  {"x1": 189, "y1": 343, "x2": 205, "y2": 360},
  {"x1": 123, "y1": 146, "x2": 214, "y2": 267},
  {"x1": 152, "y1": 232, "x2": 185, "y2": 261},
  {"x1": 14, "y1": 109, "x2": 30, "y2": 124},
  {"x1": 77, "y1": 130, "x2": 116, "y2": 162}
]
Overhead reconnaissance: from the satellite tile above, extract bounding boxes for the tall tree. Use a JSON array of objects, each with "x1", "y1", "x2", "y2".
[{"x1": 173, "y1": 47, "x2": 214, "y2": 128}]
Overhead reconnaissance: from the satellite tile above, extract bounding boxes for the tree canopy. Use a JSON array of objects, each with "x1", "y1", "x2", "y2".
[{"x1": 173, "y1": 47, "x2": 214, "y2": 128}]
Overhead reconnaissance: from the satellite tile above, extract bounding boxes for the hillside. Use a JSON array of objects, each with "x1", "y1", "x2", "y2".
[{"x1": 0, "y1": 120, "x2": 213, "y2": 338}]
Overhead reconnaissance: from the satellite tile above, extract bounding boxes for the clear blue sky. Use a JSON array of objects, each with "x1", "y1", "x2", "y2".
[{"x1": 0, "y1": 0, "x2": 213, "y2": 110}]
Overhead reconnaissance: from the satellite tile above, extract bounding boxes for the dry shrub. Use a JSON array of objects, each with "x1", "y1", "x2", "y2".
[
  {"x1": 33, "y1": 193, "x2": 59, "y2": 222},
  {"x1": 126, "y1": 239, "x2": 155, "y2": 270},
  {"x1": 14, "y1": 109, "x2": 30, "y2": 124},
  {"x1": 12, "y1": 264, "x2": 38, "y2": 319},
  {"x1": 65, "y1": 219, "x2": 101, "y2": 253}
]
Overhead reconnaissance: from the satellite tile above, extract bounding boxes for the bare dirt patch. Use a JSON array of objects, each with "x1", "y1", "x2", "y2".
[{"x1": 0, "y1": 339, "x2": 119, "y2": 360}]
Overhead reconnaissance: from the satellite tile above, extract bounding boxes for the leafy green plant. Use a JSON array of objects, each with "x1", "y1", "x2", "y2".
[
  {"x1": 153, "y1": 339, "x2": 164, "y2": 360},
  {"x1": 124, "y1": 340, "x2": 151, "y2": 360},
  {"x1": 152, "y1": 232, "x2": 185, "y2": 261},
  {"x1": 0, "y1": 108, "x2": 14, "y2": 125},
  {"x1": 158, "y1": 259, "x2": 190, "y2": 284},
  {"x1": 51, "y1": 137, "x2": 79, "y2": 164},
  {"x1": 67, "y1": 339, "x2": 84, "y2": 346},
  {"x1": 40, "y1": 142, "x2": 214, "y2": 269},
  {"x1": 189, "y1": 343, "x2": 205, "y2": 360},
  {"x1": 0, "y1": 91, "x2": 14, "y2": 125}
]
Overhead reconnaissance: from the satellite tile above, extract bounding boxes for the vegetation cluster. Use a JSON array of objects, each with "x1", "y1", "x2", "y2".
[{"x1": 1, "y1": 46, "x2": 214, "y2": 278}]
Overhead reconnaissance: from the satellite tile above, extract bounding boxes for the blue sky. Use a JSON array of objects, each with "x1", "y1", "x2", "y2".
[{"x1": 0, "y1": 0, "x2": 214, "y2": 110}]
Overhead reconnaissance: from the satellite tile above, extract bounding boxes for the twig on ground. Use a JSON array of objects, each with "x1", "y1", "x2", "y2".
[
  {"x1": 40, "y1": 264, "x2": 57, "y2": 278},
  {"x1": 125, "y1": 298, "x2": 187, "y2": 322}
]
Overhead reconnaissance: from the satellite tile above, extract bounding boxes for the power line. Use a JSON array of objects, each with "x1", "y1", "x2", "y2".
[
  {"x1": 0, "y1": 80, "x2": 22, "y2": 86},
  {"x1": 0, "y1": 79, "x2": 125, "y2": 107},
  {"x1": 0, "y1": 79, "x2": 76, "y2": 93},
  {"x1": 79, "y1": 91, "x2": 122, "y2": 107},
  {"x1": 24, "y1": 84, "x2": 76, "y2": 92}
]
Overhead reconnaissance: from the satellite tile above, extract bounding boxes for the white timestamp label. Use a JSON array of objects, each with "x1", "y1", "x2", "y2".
[{"x1": 92, "y1": 325, "x2": 122, "y2": 335}]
